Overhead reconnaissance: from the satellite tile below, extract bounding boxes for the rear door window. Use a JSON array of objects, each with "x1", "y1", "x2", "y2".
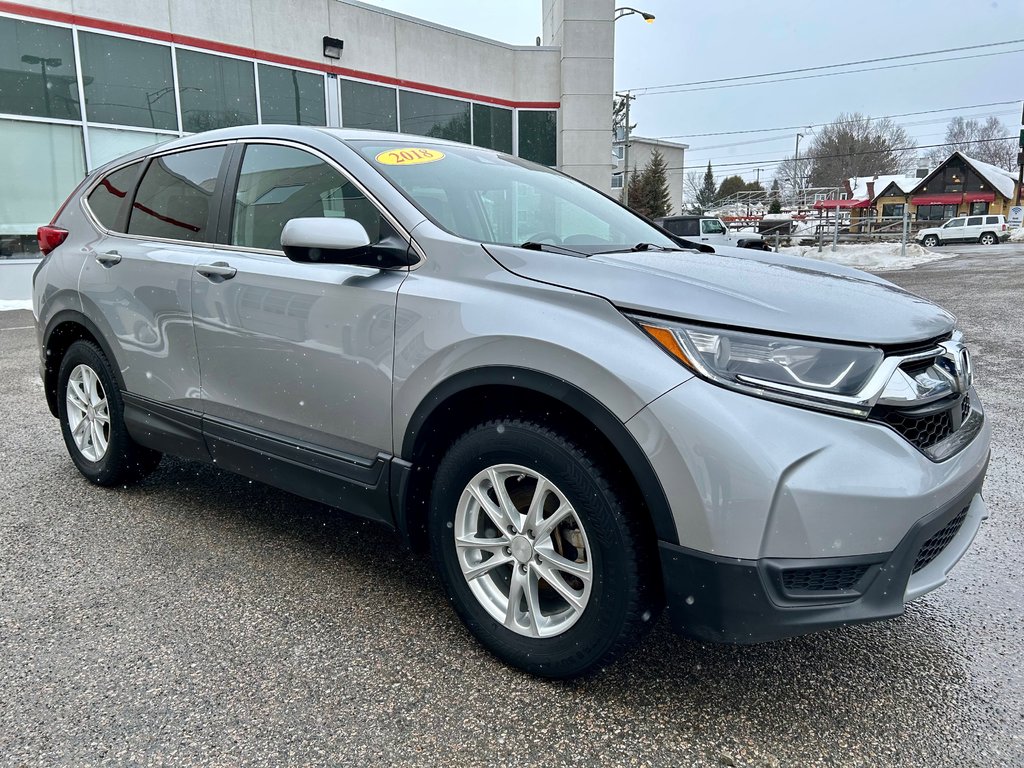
[
  {"x1": 86, "y1": 161, "x2": 141, "y2": 231},
  {"x1": 127, "y1": 146, "x2": 226, "y2": 242},
  {"x1": 231, "y1": 143, "x2": 385, "y2": 252},
  {"x1": 966, "y1": 216, "x2": 982, "y2": 226}
]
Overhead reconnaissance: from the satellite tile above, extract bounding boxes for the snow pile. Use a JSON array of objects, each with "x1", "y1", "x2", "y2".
[
  {"x1": 779, "y1": 242, "x2": 954, "y2": 272},
  {"x1": 1010, "y1": 227, "x2": 1024, "y2": 243},
  {"x1": 0, "y1": 299, "x2": 32, "y2": 311}
]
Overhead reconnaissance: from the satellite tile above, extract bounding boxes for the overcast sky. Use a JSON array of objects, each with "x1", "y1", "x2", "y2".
[{"x1": 365, "y1": 0, "x2": 1024, "y2": 183}]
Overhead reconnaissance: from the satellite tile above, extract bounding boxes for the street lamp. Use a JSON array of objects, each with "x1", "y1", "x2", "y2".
[
  {"x1": 21, "y1": 54, "x2": 62, "y2": 116},
  {"x1": 613, "y1": 7, "x2": 655, "y2": 206},
  {"x1": 614, "y1": 6, "x2": 655, "y2": 22}
]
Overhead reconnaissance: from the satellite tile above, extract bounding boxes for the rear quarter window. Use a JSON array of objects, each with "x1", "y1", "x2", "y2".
[
  {"x1": 985, "y1": 216, "x2": 1000, "y2": 225},
  {"x1": 86, "y1": 162, "x2": 141, "y2": 231},
  {"x1": 663, "y1": 219, "x2": 698, "y2": 237}
]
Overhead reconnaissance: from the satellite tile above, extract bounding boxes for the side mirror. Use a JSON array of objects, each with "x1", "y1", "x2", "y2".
[
  {"x1": 280, "y1": 217, "x2": 414, "y2": 268},
  {"x1": 281, "y1": 217, "x2": 370, "y2": 263}
]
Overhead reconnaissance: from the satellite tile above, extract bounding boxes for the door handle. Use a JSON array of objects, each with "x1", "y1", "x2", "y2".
[
  {"x1": 95, "y1": 250, "x2": 121, "y2": 266},
  {"x1": 196, "y1": 262, "x2": 237, "y2": 280}
]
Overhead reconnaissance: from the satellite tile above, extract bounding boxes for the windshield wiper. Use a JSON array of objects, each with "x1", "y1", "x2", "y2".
[
  {"x1": 519, "y1": 241, "x2": 591, "y2": 258},
  {"x1": 592, "y1": 242, "x2": 688, "y2": 255}
]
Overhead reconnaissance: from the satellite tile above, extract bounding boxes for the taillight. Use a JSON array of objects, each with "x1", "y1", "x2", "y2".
[
  {"x1": 1003, "y1": 224, "x2": 1007, "y2": 231},
  {"x1": 37, "y1": 226, "x2": 69, "y2": 256}
]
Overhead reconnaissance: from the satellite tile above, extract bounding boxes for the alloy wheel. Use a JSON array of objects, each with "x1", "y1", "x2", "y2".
[
  {"x1": 65, "y1": 363, "x2": 110, "y2": 462},
  {"x1": 454, "y1": 464, "x2": 593, "y2": 638}
]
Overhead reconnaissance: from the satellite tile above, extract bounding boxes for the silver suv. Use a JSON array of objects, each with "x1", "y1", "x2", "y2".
[{"x1": 34, "y1": 126, "x2": 990, "y2": 678}]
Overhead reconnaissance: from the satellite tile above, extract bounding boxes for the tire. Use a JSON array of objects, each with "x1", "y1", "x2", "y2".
[
  {"x1": 429, "y1": 419, "x2": 661, "y2": 678},
  {"x1": 979, "y1": 232, "x2": 997, "y2": 246},
  {"x1": 57, "y1": 340, "x2": 162, "y2": 486},
  {"x1": 922, "y1": 235, "x2": 939, "y2": 248}
]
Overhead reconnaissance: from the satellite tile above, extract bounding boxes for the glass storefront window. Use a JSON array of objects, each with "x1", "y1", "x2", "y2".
[
  {"x1": 0, "y1": 119, "x2": 85, "y2": 259},
  {"x1": 258, "y1": 64, "x2": 326, "y2": 126},
  {"x1": 340, "y1": 79, "x2": 397, "y2": 132},
  {"x1": 0, "y1": 16, "x2": 80, "y2": 120},
  {"x1": 176, "y1": 49, "x2": 257, "y2": 132},
  {"x1": 88, "y1": 127, "x2": 169, "y2": 169},
  {"x1": 399, "y1": 91, "x2": 469, "y2": 143},
  {"x1": 79, "y1": 31, "x2": 176, "y2": 130},
  {"x1": 518, "y1": 110, "x2": 556, "y2": 167},
  {"x1": 472, "y1": 103, "x2": 512, "y2": 154}
]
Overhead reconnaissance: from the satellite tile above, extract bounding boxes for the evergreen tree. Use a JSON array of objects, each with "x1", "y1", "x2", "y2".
[
  {"x1": 695, "y1": 161, "x2": 717, "y2": 213},
  {"x1": 623, "y1": 150, "x2": 673, "y2": 219},
  {"x1": 768, "y1": 178, "x2": 782, "y2": 214}
]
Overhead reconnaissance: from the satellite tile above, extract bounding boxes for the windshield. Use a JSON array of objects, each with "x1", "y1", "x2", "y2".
[{"x1": 351, "y1": 141, "x2": 677, "y2": 253}]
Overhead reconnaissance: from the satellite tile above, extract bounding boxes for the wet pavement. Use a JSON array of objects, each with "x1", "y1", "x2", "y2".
[{"x1": 0, "y1": 247, "x2": 1021, "y2": 766}]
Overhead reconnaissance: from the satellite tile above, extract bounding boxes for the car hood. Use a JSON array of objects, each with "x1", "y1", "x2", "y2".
[{"x1": 483, "y1": 244, "x2": 955, "y2": 346}]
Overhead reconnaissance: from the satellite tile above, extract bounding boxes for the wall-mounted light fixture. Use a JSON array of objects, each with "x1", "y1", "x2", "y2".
[{"x1": 323, "y1": 36, "x2": 344, "y2": 59}]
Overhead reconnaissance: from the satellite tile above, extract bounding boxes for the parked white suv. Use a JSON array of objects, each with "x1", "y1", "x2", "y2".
[{"x1": 917, "y1": 214, "x2": 1009, "y2": 247}]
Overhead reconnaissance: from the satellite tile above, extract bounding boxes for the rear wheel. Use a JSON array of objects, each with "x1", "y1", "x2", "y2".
[
  {"x1": 57, "y1": 340, "x2": 162, "y2": 486},
  {"x1": 429, "y1": 419, "x2": 661, "y2": 678},
  {"x1": 979, "y1": 232, "x2": 997, "y2": 245},
  {"x1": 922, "y1": 234, "x2": 939, "y2": 248}
]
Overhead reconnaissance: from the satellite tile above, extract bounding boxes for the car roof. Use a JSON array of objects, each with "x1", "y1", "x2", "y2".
[{"x1": 87, "y1": 124, "x2": 477, "y2": 176}]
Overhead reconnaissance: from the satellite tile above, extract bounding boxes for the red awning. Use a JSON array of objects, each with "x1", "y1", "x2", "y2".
[
  {"x1": 911, "y1": 192, "x2": 963, "y2": 205},
  {"x1": 963, "y1": 191, "x2": 996, "y2": 203},
  {"x1": 812, "y1": 198, "x2": 869, "y2": 209}
]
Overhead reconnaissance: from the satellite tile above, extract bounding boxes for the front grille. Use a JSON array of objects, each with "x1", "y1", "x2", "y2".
[
  {"x1": 880, "y1": 407, "x2": 956, "y2": 450},
  {"x1": 961, "y1": 392, "x2": 971, "y2": 421},
  {"x1": 781, "y1": 564, "x2": 870, "y2": 593},
  {"x1": 912, "y1": 507, "x2": 969, "y2": 573}
]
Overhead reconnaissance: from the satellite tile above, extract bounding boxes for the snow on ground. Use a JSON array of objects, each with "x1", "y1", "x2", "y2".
[
  {"x1": 778, "y1": 242, "x2": 954, "y2": 272},
  {"x1": 0, "y1": 299, "x2": 32, "y2": 311},
  {"x1": 1010, "y1": 227, "x2": 1024, "y2": 243}
]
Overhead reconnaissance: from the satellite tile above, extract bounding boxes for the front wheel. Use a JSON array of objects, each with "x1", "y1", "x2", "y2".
[
  {"x1": 922, "y1": 235, "x2": 939, "y2": 248},
  {"x1": 57, "y1": 340, "x2": 162, "y2": 486},
  {"x1": 979, "y1": 232, "x2": 997, "y2": 245},
  {"x1": 429, "y1": 420, "x2": 661, "y2": 678}
]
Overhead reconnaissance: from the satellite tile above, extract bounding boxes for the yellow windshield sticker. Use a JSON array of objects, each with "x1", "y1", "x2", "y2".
[{"x1": 374, "y1": 147, "x2": 445, "y2": 166}]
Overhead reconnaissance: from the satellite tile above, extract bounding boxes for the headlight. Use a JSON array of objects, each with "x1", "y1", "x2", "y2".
[{"x1": 630, "y1": 315, "x2": 885, "y2": 416}]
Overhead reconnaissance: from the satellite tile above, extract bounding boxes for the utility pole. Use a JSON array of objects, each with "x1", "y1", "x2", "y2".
[
  {"x1": 794, "y1": 132, "x2": 804, "y2": 207},
  {"x1": 618, "y1": 91, "x2": 636, "y2": 207},
  {"x1": 1016, "y1": 101, "x2": 1024, "y2": 207}
]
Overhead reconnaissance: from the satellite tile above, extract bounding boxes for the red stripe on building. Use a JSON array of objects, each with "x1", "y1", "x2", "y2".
[
  {"x1": 0, "y1": 0, "x2": 560, "y2": 109},
  {"x1": 911, "y1": 193, "x2": 963, "y2": 205},
  {"x1": 963, "y1": 191, "x2": 996, "y2": 203}
]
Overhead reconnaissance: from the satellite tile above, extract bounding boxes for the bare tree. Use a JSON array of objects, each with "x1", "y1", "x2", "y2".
[
  {"x1": 806, "y1": 113, "x2": 915, "y2": 188},
  {"x1": 776, "y1": 154, "x2": 813, "y2": 199},
  {"x1": 926, "y1": 116, "x2": 1016, "y2": 171}
]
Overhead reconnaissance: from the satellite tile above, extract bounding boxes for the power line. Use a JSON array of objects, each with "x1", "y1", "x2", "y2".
[
  {"x1": 626, "y1": 47, "x2": 1024, "y2": 96},
  {"x1": 652, "y1": 100, "x2": 1020, "y2": 140},
  {"x1": 627, "y1": 38, "x2": 1024, "y2": 93},
  {"x1": 683, "y1": 109, "x2": 1019, "y2": 154},
  {"x1": 661, "y1": 135, "x2": 1016, "y2": 175}
]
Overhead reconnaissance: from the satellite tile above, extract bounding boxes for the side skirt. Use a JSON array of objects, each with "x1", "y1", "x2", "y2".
[{"x1": 123, "y1": 393, "x2": 401, "y2": 528}]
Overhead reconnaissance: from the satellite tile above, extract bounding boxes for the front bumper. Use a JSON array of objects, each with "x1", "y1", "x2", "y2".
[
  {"x1": 659, "y1": 475, "x2": 987, "y2": 643},
  {"x1": 626, "y1": 375, "x2": 991, "y2": 642}
]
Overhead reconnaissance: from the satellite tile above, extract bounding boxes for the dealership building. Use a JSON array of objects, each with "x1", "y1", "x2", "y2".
[{"x1": 0, "y1": 0, "x2": 626, "y2": 299}]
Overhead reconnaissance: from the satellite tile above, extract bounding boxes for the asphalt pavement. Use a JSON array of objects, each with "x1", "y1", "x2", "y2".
[{"x1": 1, "y1": 245, "x2": 1022, "y2": 767}]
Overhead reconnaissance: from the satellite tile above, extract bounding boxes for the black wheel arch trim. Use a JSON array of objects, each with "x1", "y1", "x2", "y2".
[
  {"x1": 42, "y1": 307, "x2": 127, "y2": 418},
  {"x1": 399, "y1": 366, "x2": 679, "y2": 545}
]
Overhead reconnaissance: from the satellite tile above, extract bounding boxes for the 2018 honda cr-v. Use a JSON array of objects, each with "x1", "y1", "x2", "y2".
[{"x1": 34, "y1": 126, "x2": 990, "y2": 678}]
